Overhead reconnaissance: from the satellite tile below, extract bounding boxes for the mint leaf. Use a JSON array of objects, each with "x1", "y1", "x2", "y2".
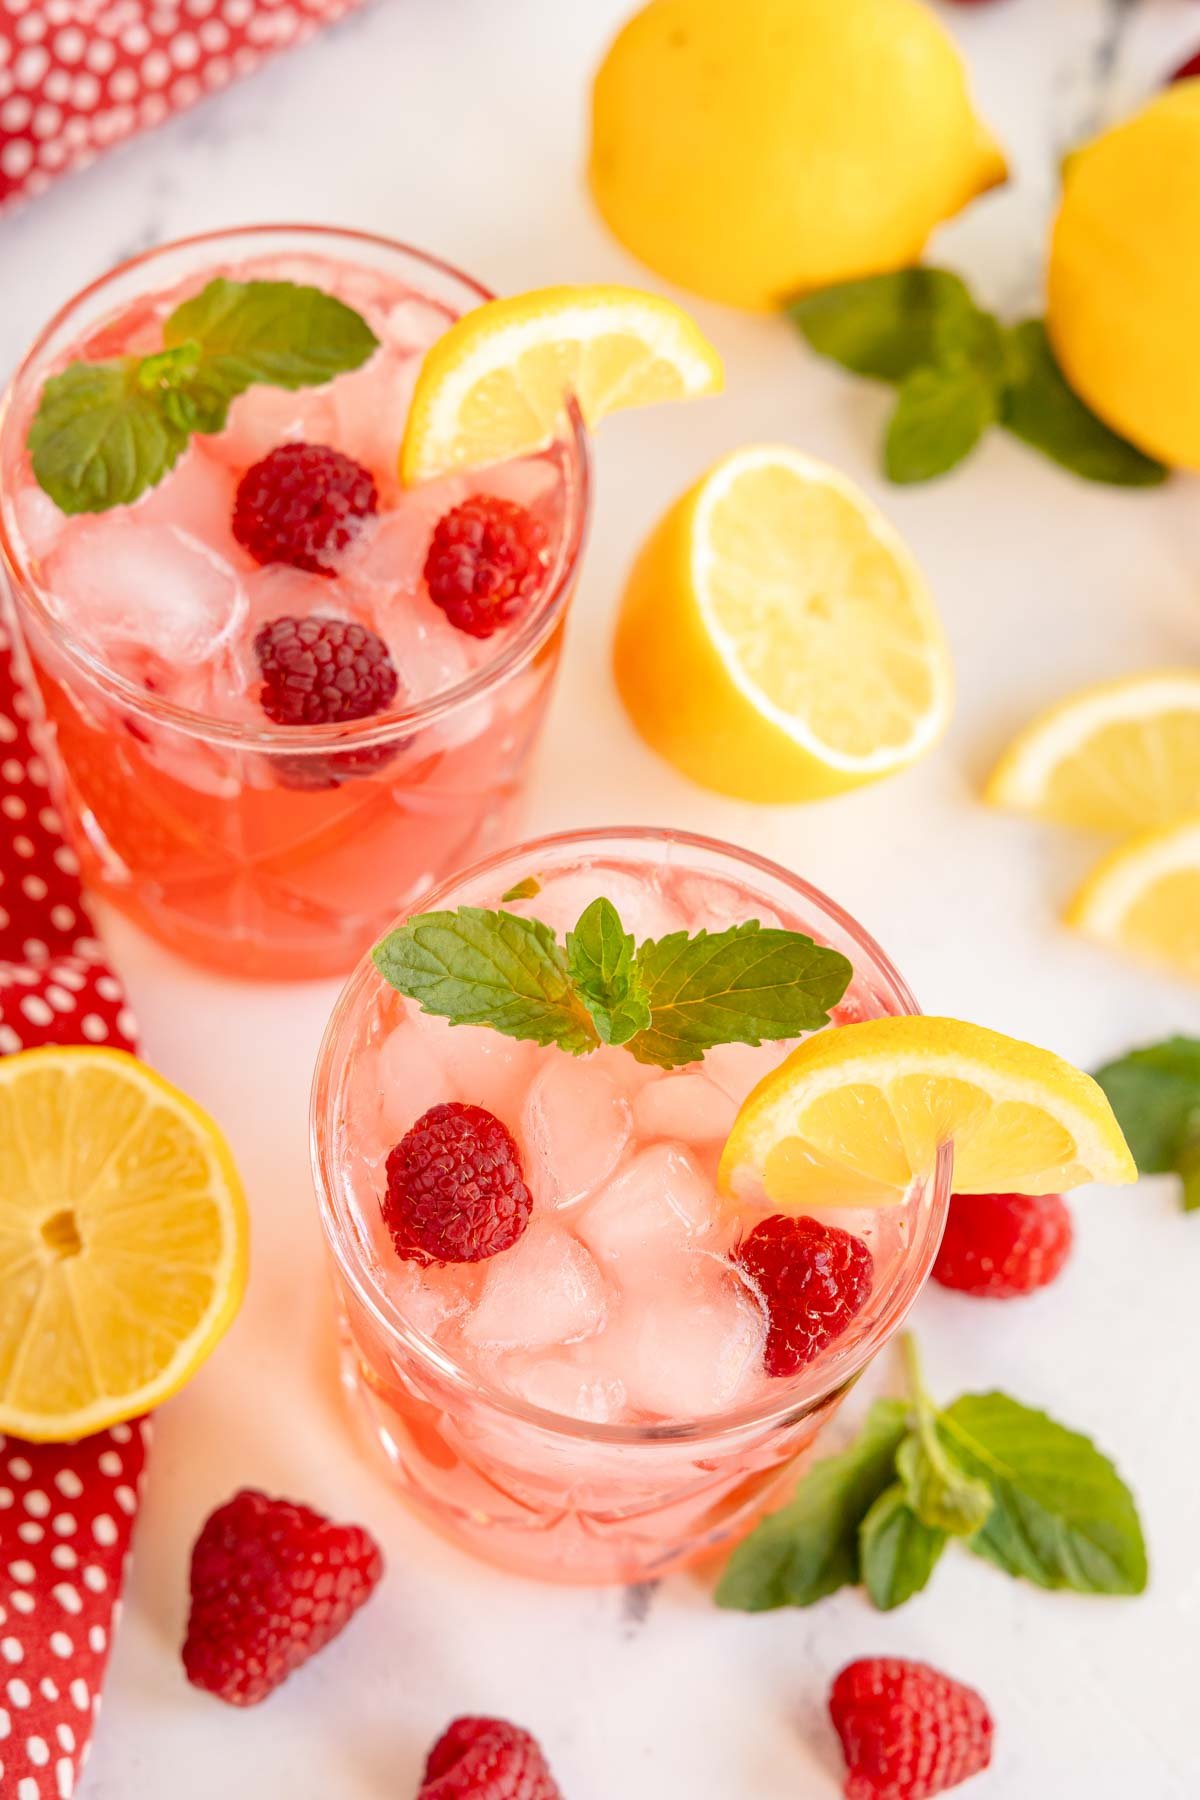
[
  {"x1": 789, "y1": 268, "x2": 981, "y2": 383},
  {"x1": 1000, "y1": 321, "x2": 1167, "y2": 488},
  {"x1": 715, "y1": 1400, "x2": 909, "y2": 1611},
  {"x1": 859, "y1": 1483, "x2": 946, "y2": 1610},
  {"x1": 163, "y1": 278, "x2": 379, "y2": 399},
  {"x1": 940, "y1": 1393, "x2": 1148, "y2": 1595},
  {"x1": 884, "y1": 361, "x2": 996, "y2": 484},
  {"x1": 501, "y1": 877, "x2": 541, "y2": 903},
  {"x1": 896, "y1": 1430, "x2": 993, "y2": 1537},
  {"x1": 1093, "y1": 1037, "x2": 1200, "y2": 1211},
  {"x1": 566, "y1": 899, "x2": 651, "y2": 1048},
  {"x1": 373, "y1": 908, "x2": 599, "y2": 1055},
  {"x1": 28, "y1": 360, "x2": 191, "y2": 514},
  {"x1": 628, "y1": 922, "x2": 852, "y2": 1070},
  {"x1": 29, "y1": 279, "x2": 380, "y2": 515}
]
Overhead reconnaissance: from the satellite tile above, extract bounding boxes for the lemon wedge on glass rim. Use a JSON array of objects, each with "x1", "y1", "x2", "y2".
[
  {"x1": 398, "y1": 283, "x2": 723, "y2": 483},
  {"x1": 0, "y1": 1046, "x2": 247, "y2": 1441},
  {"x1": 718, "y1": 1016, "x2": 1136, "y2": 1210}
]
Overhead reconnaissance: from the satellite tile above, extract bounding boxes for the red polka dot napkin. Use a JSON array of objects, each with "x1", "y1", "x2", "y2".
[
  {"x1": 0, "y1": 608, "x2": 147, "y2": 1798},
  {"x1": 0, "y1": 0, "x2": 364, "y2": 214}
]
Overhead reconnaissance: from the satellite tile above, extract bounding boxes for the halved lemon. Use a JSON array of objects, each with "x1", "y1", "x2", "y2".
[
  {"x1": 1067, "y1": 817, "x2": 1200, "y2": 983},
  {"x1": 0, "y1": 1047, "x2": 248, "y2": 1441},
  {"x1": 399, "y1": 284, "x2": 723, "y2": 483},
  {"x1": 613, "y1": 446, "x2": 953, "y2": 802},
  {"x1": 986, "y1": 671, "x2": 1200, "y2": 832},
  {"x1": 718, "y1": 1016, "x2": 1135, "y2": 1208}
]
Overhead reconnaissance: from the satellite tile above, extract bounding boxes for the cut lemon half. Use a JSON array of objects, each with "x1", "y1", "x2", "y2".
[
  {"x1": 986, "y1": 671, "x2": 1200, "y2": 832},
  {"x1": 613, "y1": 446, "x2": 953, "y2": 802},
  {"x1": 1067, "y1": 817, "x2": 1200, "y2": 983},
  {"x1": 718, "y1": 1016, "x2": 1135, "y2": 1208},
  {"x1": 399, "y1": 284, "x2": 723, "y2": 483},
  {"x1": 0, "y1": 1047, "x2": 248, "y2": 1441}
]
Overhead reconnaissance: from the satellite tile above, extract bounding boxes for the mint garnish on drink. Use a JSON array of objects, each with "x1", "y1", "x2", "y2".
[
  {"x1": 789, "y1": 267, "x2": 1167, "y2": 488},
  {"x1": 716, "y1": 1334, "x2": 1147, "y2": 1614},
  {"x1": 1094, "y1": 1036, "x2": 1200, "y2": 1213},
  {"x1": 28, "y1": 278, "x2": 380, "y2": 515},
  {"x1": 372, "y1": 897, "x2": 853, "y2": 1069}
]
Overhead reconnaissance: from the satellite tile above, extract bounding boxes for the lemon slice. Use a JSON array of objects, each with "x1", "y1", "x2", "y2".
[
  {"x1": 613, "y1": 446, "x2": 953, "y2": 802},
  {"x1": 1067, "y1": 817, "x2": 1200, "y2": 982},
  {"x1": 399, "y1": 284, "x2": 723, "y2": 483},
  {"x1": 0, "y1": 1046, "x2": 248, "y2": 1441},
  {"x1": 718, "y1": 1016, "x2": 1135, "y2": 1208},
  {"x1": 986, "y1": 671, "x2": 1200, "y2": 832}
]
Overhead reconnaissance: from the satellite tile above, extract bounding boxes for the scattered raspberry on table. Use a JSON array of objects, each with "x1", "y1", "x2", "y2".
[
  {"x1": 830, "y1": 1657, "x2": 994, "y2": 1800},
  {"x1": 418, "y1": 1716, "x2": 564, "y2": 1799},
  {"x1": 933, "y1": 1191, "x2": 1073, "y2": 1298}
]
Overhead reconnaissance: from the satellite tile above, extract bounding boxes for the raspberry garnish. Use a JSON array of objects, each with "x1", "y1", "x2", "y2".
[
  {"x1": 735, "y1": 1213, "x2": 873, "y2": 1377},
  {"x1": 254, "y1": 613, "x2": 399, "y2": 727},
  {"x1": 829, "y1": 1657, "x2": 994, "y2": 1800},
  {"x1": 932, "y1": 1191, "x2": 1073, "y2": 1298},
  {"x1": 419, "y1": 1716, "x2": 563, "y2": 1799},
  {"x1": 424, "y1": 495, "x2": 549, "y2": 638},
  {"x1": 182, "y1": 1488, "x2": 383, "y2": 1706},
  {"x1": 233, "y1": 441, "x2": 378, "y2": 574},
  {"x1": 383, "y1": 1101, "x2": 533, "y2": 1265}
]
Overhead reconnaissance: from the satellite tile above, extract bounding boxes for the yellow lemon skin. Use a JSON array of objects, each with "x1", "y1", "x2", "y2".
[
  {"x1": 589, "y1": 0, "x2": 1006, "y2": 312},
  {"x1": 1048, "y1": 82, "x2": 1200, "y2": 469}
]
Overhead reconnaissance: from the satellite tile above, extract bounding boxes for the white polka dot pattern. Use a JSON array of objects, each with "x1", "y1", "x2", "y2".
[{"x1": 0, "y1": 0, "x2": 362, "y2": 211}]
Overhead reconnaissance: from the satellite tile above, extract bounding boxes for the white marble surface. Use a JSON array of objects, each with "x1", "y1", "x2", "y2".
[{"x1": 3, "y1": 1, "x2": 1199, "y2": 1794}]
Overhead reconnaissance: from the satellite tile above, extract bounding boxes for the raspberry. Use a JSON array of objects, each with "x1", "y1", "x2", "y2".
[
  {"x1": 254, "y1": 614, "x2": 399, "y2": 727},
  {"x1": 932, "y1": 1191, "x2": 1073, "y2": 1298},
  {"x1": 182, "y1": 1489, "x2": 383, "y2": 1706},
  {"x1": 383, "y1": 1102, "x2": 533, "y2": 1265},
  {"x1": 418, "y1": 1717, "x2": 563, "y2": 1799},
  {"x1": 233, "y1": 442, "x2": 377, "y2": 574},
  {"x1": 735, "y1": 1213, "x2": 873, "y2": 1377},
  {"x1": 830, "y1": 1658, "x2": 994, "y2": 1800},
  {"x1": 1171, "y1": 49, "x2": 1200, "y2": 85},
  {"x1": 424, "y1": 495, "x2": 549, "y2": 638}
]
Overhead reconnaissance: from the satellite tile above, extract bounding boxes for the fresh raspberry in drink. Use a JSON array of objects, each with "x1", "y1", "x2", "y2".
[
  {"x1": 182, "y1": 1488, "x2": 383, "y2": 1706},
  {"x1": 735, "y1": 1213, "x2": 874, "y2": 1376},
  {"x1": 829, "y1": 1657, "x2": 994, "y2": 1800},
  {"x1": 254, "y1": 614, "x2": 399, "y2": 726},
  {"x1": 383, "y1": 1101, "x2": 533, "y2": 1264},
  {"x1": 425, "y1": 495, "x2": 550, "y2": 638},
  {"x1": 418, "y1": 1716, "x2": 564, "y2": 1799},
  {"x1": 932, "y1": 1191, "x2": 1073, "y2": 1298},
  {"x1": 233, "y1": 441, "x2": 378, "y2": 574}
]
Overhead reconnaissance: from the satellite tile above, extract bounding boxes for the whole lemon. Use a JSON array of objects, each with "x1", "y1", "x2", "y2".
[
  {"x1": 588, "y1": 0, "x2": 1006, "y2": 312},
  {"x1": 1048, "y1": 82, "x2": 1200, "y2": 470}
]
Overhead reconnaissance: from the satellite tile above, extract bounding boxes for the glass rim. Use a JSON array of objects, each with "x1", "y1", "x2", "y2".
[
  {"x1": 0, "y1": 223, "x2": 592, "y2": 754},
  {"x1": 309, "y1": 824, "x2": 953, "y2": 1448}
]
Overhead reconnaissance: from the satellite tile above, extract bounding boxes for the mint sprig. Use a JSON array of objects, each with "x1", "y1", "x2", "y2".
[
  {"x1": 28, "y1": 278, "x2": 379, "y2": 515},
  {"x1": 715, "y1": 1334, "x2": 1146, "y2": 1613},
  {"x1": 789, "y1": 268, "x2": 1168, "y2": 488},
  {"x1": 372, "y1": 897, "x2": 852, "y2": 1070},
  {"x1": 1094, "y1": 1036, "x2": 1200, "y2": 1212}
]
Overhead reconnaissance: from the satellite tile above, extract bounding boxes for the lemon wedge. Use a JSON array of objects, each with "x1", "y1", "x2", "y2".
[
  {"x1": 986, "y1": 671, "x2": 1200, "y2": 833},
  {"x1": 0, "y1": 1046, "x2": 248, "y2": 1441},
  {"x1": 613, "y1": 446, "x2": 953, "y2": 802},
  {"x1": 1067, "y1": 817, "x2": 1200, "y2": 983},
  {"x1": 718, "y1": 1016, "x2": 1135, "y2": 1208},
  {"x1": 399, "y1": 284, "x2": 723, "y2": 483}
]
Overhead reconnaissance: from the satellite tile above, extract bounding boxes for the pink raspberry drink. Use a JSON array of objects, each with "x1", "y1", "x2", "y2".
[
  {"x1": 312, "y1": 829, "x2": 950, "y2": 1584},
  {"x1": 0, "y1": 228, "x2": 588, "y2": 978}
]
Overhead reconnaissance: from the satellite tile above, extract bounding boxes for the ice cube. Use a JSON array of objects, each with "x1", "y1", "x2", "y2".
[
  {"x1": 13, "y1": 484, "x2": 65, "y2": 560},
  {"x1": 202, "y1": 381, "x2": 337, "y2": 469},
  {"x1": 45, "y1": 517, "x2": 246, "y2": 667},
  {"x1": 474, "y1": 453, "x2": 561, "y2": 513},
  {"x1": 701, "y1": 1040, "x2": 784, "y2": 1105},
  {"x1": 576, "y1": 1144, "x2": 718, "y2": 1267},
  {"x1": 421, "y1": 1016, "x2": 535, "y2": 1127},
  {"x1": 462, "y1": 1226, "x2": 607, "y2": 1351},
  {"x1": 632, "y1": 1070, "x2": 737, "y2": 1144},
  {"x1": 529, "y1": 868, "x2": 684, "y2": 943},
  {"x1": 383, "y1": 1257, "x2": 470, "y2": 1344},
  {"x1": 523, "y1": 1056, "x2": 632, "y2": 1209},
  {"x1": 491, "y1": 1350, "x2": 626, "y2": 1424},
  {"x1": 326, "y1": 346, "x2": 419, "y2": 478},
  {"x1": 376, "y1": 1017, "x2": 455, "y2": 1143},
  {"x1": 134, "y1": 445, "x2": 240, "y2": 550},
  {"x1": 383, "y1": 297, "x2": 456, "y2": 351},
  {"x1": 673, "y1": 875, "x2": 784, "y2": 936},
  {"x1": 609, "y1": 1258, "x2": 767, "y2": 1418}
]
